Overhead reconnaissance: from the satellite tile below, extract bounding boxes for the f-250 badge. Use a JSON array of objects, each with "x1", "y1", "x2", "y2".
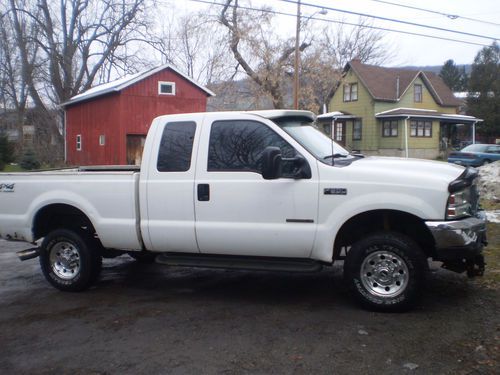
[
  {"x1": 324, "y1": 188, "x2": 347, "y2": 195},
  {"x1": 0, "y1": 183, "x2": 15, "y2": 192}
]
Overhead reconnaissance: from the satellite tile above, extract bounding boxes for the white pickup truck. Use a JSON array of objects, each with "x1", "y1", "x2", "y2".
[{"x1": 0, "y1": 110, "x2": 487, "y2": 311}]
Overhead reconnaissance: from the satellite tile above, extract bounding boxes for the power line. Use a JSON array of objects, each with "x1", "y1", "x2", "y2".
[
  {"x1": 369, "y1": 0, "x2": 500, "y2": 27},
  {"x1": 185, "y1": 0, "x2": 490, "y2": 47},
  {"x1": 278, "y1": 0, "x2": 500, "y2": 41}
]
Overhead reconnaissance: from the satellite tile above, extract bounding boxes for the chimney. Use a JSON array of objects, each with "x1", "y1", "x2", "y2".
[{"x1": 396, "y1": 76, "x2": 400, "y2": 98}]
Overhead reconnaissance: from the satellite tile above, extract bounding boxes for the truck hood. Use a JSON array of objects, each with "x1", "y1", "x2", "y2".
[{"x1": 333, "y1": 156, "x2": 465, "y2": 190}]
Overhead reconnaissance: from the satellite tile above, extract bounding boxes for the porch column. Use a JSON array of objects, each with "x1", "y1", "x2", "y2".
[
  {"x1": 472, "y1": 121, "x2": 477, "y2": 144},
  {"x1": 404, "y1": 116, "x2": 409, "y2": 158}
]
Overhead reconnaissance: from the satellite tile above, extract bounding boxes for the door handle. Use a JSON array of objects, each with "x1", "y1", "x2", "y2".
[{"x1": 197, "y1": 184, "x2": 210, "y2": 201}]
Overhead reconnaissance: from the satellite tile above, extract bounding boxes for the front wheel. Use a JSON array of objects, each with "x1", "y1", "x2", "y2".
[
  {"x1": 344, "y1": 232, "x2": 427, "y2": 312},
  {"x1": 39, "y1": 229, "x2": 102, "y2": 292}
]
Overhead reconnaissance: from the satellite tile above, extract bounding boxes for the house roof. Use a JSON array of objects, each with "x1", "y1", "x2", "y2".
[
  {"x1": 375, "y1": 108, "x2": 482, "y2": 123},
  {"x1": 61, "y1": 64, "x2": 215, "y2": 107},
  {"x1": 347, "y1": 60, "x2": 462, "y2": 107}
]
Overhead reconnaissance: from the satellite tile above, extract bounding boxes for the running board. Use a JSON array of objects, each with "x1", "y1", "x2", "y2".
[{"x1": 155, "y1": 253, "x2": 323, "y2": 273}]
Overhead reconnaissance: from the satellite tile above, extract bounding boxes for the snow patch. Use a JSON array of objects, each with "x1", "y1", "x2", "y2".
[
  {"x1": 486, "y1": 211, "x2": 500, "y2": 224},
  {"x1": 477, "y1": 161, "x2": 500, "y2": 202}
]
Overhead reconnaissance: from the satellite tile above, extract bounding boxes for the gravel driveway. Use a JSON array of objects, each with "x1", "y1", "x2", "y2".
[{"x1": 0, "y1": 239, "x2": 498, "y2": 375}]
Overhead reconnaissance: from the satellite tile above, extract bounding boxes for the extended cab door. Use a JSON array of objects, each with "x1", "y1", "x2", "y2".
[
  {"x1": 141, "y1": 118, "x2": 200, "y2": 253},
  {"x1": 194, "y1": 115, "x2": 319, "y2": 258}
]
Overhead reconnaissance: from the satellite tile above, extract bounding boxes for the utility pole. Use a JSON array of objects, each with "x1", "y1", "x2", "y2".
[{"x1": 293, "y1": 0, "x2": 301, "y2": 109}]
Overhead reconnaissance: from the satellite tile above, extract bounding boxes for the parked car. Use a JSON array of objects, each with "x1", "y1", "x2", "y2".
[{"x1": 448, "y1": 144, "x2": 500, "y2": 167}]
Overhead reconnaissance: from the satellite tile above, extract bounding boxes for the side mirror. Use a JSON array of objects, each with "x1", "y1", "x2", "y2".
[
  {"x1": 261, "y1": 146, "x2": 282, "y2": 179},
  {"x1": 290, "y1": 154, "x2": 312, "y2": 179}
]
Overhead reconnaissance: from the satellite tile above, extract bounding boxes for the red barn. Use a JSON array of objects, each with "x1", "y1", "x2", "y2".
[{"x1": 62, "y1": 65, "x2": 214, "y2": 166}]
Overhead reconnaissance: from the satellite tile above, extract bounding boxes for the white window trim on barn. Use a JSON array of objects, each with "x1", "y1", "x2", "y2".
[
  {"x1": 76, "y1": 135, "x2": 82, "y2": 151},
  {"x1": 158, "y1": 81, "x2": 176, "y2": 96}
]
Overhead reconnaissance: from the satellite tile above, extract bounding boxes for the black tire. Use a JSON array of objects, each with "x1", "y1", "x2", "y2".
[
  {"x1": 39, "y1": 229, "x2": 102, "y2": 292},
  {"x1": 128, "y1": 250, "x2": 157, "y2": 263},
  {"x1": 344, "y1": 232, "x2": 427, "y2": 312}
]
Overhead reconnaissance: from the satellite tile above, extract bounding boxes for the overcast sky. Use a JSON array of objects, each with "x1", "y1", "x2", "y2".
[{"x1": 168, "y1": 0, "x2": 500, "y2": 67}]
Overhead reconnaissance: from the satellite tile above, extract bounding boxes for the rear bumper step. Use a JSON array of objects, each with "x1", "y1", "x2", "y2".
[
  {"x1": 17, "y1": 247, "x2": 40, "y2": 261},
  {"x1": 156, "y1": 253, "x2": 323, "y2": 273}
]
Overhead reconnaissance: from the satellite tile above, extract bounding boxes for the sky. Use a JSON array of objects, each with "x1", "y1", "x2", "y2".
[{"x1": 167, "y1": 0, "x2": 500, "y2": 67}]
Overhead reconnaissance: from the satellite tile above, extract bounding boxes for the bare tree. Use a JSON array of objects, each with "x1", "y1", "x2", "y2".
[
  {"x1": 153, "y1": 10, "x2": 233, "y2": 86},
  {"x1": 218, "y1": 0, "x2": 311, "y2": 108},
  {"x1": 7, "y1": 0, "x2": 155, "y2": 108},
  {"x1": 300, "y1": 18, "x2": 393, "y2": 112},
  {"x1": 319, "y1": 18, "x2": 392, "y2": 70},
  {"x1": 3, "y1": 0, "x2": 157, "y2": 163},
  {"x1": 215, "y1": 1, "x2": 392, "y2": 111}
]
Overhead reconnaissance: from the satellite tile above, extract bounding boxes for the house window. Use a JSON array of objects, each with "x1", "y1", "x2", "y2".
[
  {"x1": 158, "y1": 81, "x2": 176, "y2": 95},
  {"x1": 343, "y1": 83, "x2": 358, "y2": 102},
  {"x1": 76, "y1": 135, "x2": 82, "y2": 151},
  {"x1": 410, "y1": 120, "x2": 432, "y2": 137},
  {"x1": 414, "y1": 84, "x2": 422, "y2": 102},
  {"x1": 99, "y1": 135, "x2": 106, "y2": 146},
  {"x1": 382, "y1": 120, "x2": 398, "y2": 137},
  {"x1": 353, "y1": 120, "x2": 362, "y2": 141}
]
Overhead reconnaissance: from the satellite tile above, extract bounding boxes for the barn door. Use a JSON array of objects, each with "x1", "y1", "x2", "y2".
[{"x1": 126, "y1": 134, "x2": 146, "y2": 165}]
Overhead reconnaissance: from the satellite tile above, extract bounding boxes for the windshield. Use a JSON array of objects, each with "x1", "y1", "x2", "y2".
[
  {"x1": 273, "y1": 117, "x2": 351, "y2": 163},
  {"x1": 461, "y1": 144, "x2": 486, "y2": 152}
]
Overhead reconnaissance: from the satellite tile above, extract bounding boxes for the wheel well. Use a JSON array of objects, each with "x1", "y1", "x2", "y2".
[
  {"x1": 33, "y1": 204, "x2": 97, "y2": 240},
  {"x1": 333, "y1": 210, "x2": 435, "y2": 259}
]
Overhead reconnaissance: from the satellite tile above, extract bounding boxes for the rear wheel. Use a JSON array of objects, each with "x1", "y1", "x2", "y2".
[
  {"x1": 39, "y1": 229, "x2": 102, "y2": 292},
  {"x1": 344, "y1": 232, "x2": 427, "y2": 312},
  {"x1": 481, "y1": 159, "x2": 491, "y2": 166}
]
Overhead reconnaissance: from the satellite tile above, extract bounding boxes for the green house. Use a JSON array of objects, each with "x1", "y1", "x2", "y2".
[{"x1": 317, "y1": 60, "x2": 482, "y2": 159}]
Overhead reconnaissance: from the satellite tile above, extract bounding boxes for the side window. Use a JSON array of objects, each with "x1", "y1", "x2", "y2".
[
  {"x1": 208, "y1": 120, "x2": 296, "y2": 176},
  {"x1": 157, "y1": 121, "x2": 196, "y2": 172}
]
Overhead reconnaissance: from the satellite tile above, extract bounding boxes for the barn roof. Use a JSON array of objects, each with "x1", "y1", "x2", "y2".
[{"x1": 61, "y1": 64, "x2": 215, "y2": 107}]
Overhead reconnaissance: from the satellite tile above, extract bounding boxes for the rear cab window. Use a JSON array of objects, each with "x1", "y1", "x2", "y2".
[{"x1": 157, "y1": 121, "x2": 197, "y2": 172}]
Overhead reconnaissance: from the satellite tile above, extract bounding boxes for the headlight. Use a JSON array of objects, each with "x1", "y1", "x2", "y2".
[{"x1": 446, "y1": 188, "x2": 472, "y2": 220}]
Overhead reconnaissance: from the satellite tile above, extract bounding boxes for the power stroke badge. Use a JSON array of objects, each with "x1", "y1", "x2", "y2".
[
  {"x1": 324, "y1": 188, "x2": 347, "y2": 195},
  {"x1": 0, "y1": 183, "x2": 15, "y2": 192}
]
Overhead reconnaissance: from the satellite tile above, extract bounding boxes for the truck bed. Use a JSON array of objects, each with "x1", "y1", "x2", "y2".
[{"x1": 0, "y1": 169, "x2": 142, "y2": 250}]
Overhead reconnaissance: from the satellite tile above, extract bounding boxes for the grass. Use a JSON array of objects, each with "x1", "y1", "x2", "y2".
[{"x1": 1, "y1": 164, "x2": 25, "y2": 172}]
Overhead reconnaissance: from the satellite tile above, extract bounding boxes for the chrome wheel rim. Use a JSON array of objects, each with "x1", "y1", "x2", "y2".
[
  {"x1": 360, "y1": 250, "x2": 409, "y2": 298},
  {"x1": 49, "y1": 241, "x2": 81, "y2": 280}
]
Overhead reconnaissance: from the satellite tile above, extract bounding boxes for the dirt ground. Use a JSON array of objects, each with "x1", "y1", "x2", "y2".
[{"x1": 0, "y1": 226, "x2": 499, "y2": 375}]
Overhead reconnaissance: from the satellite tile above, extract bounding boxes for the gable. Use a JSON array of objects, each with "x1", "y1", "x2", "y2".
[{"x1": 345, "y1": 60, "x2": 461, "y2": 107}]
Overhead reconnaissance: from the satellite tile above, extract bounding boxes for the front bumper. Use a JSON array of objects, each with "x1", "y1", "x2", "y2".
[{"x1": 425, "y1": 211, "x2": 487, "y2": 261}]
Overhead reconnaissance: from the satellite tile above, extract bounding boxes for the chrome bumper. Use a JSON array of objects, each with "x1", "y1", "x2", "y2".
[{"x1": 425, "y1": 211, "x2": 487, "y2": 260}]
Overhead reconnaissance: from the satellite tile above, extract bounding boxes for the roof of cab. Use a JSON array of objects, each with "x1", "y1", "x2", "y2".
[{"x1": 248, "y1": 110, "x2": 315, "y2": 121}]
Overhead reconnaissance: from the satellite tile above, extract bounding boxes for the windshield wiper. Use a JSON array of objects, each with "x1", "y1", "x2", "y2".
[{"x1": 323, "y1": 153, "x2": 349, "y2": 160}]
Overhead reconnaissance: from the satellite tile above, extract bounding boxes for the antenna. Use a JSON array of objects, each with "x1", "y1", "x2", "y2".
[{"x1": 331, "y1": 118, "x2": 336, "y2": 166}]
